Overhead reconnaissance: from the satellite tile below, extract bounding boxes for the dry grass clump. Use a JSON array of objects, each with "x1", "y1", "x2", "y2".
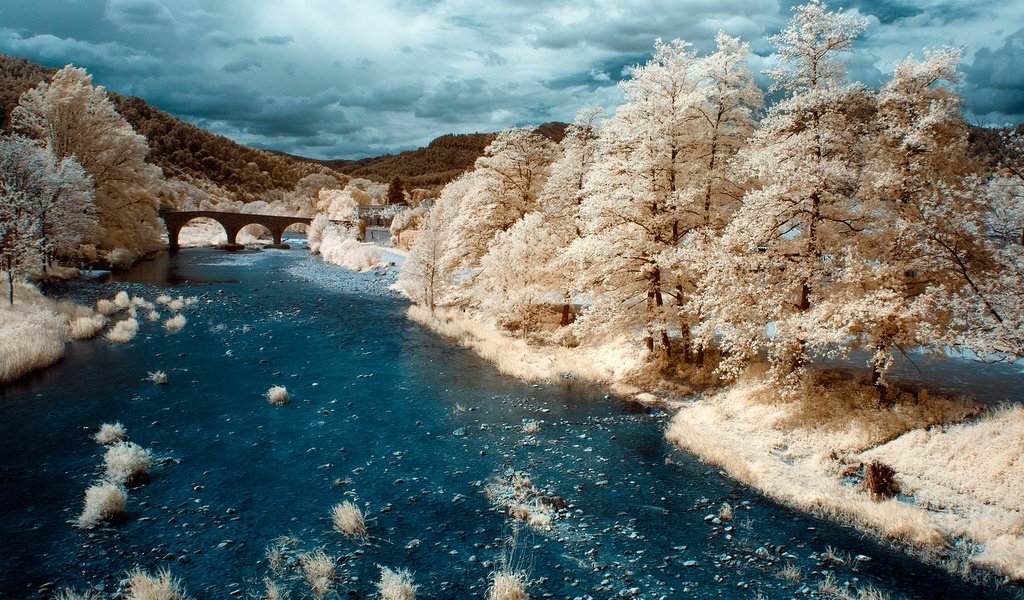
[
  {"x1": 331, "y1": 500, "x2": 367, "y2": 539},
  {"x1": 147, "y1": 310, "x2": 161, "y2": 322},
  {"x1": 860, "y1": 462, "x2": 899, "y2": 500},
  {"x1": 113, "y1": 291, "x2": 130, "y2": 309},
  {"x1": 263, "y1": 578, "x2": 288, "y2": 600},
  {"x1": 167, "y1": 298, "x2": 185, "y2": 312},
  {"x1": 76, "y1": 482, "x2": 126, "y2": 528},
  {"x1": 163, "y1": 314, "x2": 186, "y2": 333},
  {"x1": 266, "y1": 385, "x2": 291, "y2": 406},
  {"x1": 521, "y1": 420, "x2": 541, "y2": 434},
  {"x1": 156, "y1": 295, "x2": 172, "y2": 305},
  {"x1": 104, "y1": 441, "x2": 153, "y2": 485},
  {"x1": 377, "y1": 567, "x2": 417, "y2": 600},
  {"x1": 487, "y1": 570, "x2": 529, "y2": 600},
  {"x1": 776, "y1": 563, "x2": 803, "y2": 582},
  {"x1": 106, "y1": 318, "x2": 139, "y2": 343},
  {"x1": 70, "y1": 315, "x2": 106, "y2": 339},
  {"x1": 94, "y1": 422, "x2": 128, "y2": 445},
  {"x1": 486, "y1": 470, "x2": 560, "y2": 531},
  {"x1": 126, "y1": 567, "x2": 192, "y2": 600},
  {"x1": 0, "y1": 300, "x2": 68, "y2": 383},
  {"x1": 145, "y1": 370, "x2": 168, "y2": 385},
  {"x1": 299, "y1": 549, "x2": 337, "y2": 600},
  {"x1": 96, "y1": 298, "x2": 118, "y2": 315},
  {"x1": 717, "y1": 502, "x2": 734, "y2": 521}
]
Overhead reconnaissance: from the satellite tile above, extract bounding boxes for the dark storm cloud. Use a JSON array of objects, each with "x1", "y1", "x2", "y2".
[
  {"x1": 965, "y1": 29, "x2": 1024, "y2": 120},
  {"x1": 1, "y1": 0, "x2": 1021, "y2": 159}
]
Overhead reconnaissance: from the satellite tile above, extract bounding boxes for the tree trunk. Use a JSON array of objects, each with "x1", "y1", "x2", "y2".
[
  {"x1": 7, "y1": 270, "x2": 13, "y2": 305},
  {"x1": 560, "y1": 290, "x2": 572, "y2": 327}
]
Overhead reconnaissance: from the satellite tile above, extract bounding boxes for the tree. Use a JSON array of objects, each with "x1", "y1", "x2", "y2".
[
  {"x1": 397, "y1": 176, "x2": 468, "y2": 311},
  {"x1": 574, "y1": 36, "x2": 759, "y2": 360},
  {"x1": 444, "y1": 128, "x2": 557, "y2": 275},
  {"x1": 387, "y1": 176, "x2": 406, "y2": 205},
  {"x1": 0, "y1": 135, "x2": 96, "y2": 290},
  {"x1": 694, "y1": 0, "x2": 871, "y2": 381},
  {"x1": 12, "y1": 65, "x2": 163, "y2": 259}
]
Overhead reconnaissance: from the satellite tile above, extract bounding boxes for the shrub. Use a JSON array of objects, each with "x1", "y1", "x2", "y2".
[
  {"x1": 717, "y1": 502, "x2": 734, "y2": 521},
  {"x1": 145, "y1": 371, "x2": 168, "y2": 385},
  {"x1": 94, "y1": 422, "x2": 128, "y2": 445},
  {"x1": 70, "y1": 315, "x2": 106, "y2": 339},
  {"x1": 106, "y1": 318, "x2": 139, "y2": 343},
  {"x1": 155, "y1": 295, "x2": 172, "y2": 305},
  {"x1": 147, "y1": 310, "x2": 161, "y2": 322},
  {"x1": 76, "y1": 483, "x2": 126, "y2": 528},
  {"x1": 300, "y1": 550, "x2": 336, "y2": 600},
  {"x1": 487, "y1": 571, "x2": 529, "y2": 600},
  {"x1": 861, "y1": 461, "x2": 899, "y2": 500},
  {"x1": 113, "y1": 291, "x2": 130, "y2": 309},
  {"x1": 104, "y1": 441, "x2": 153, "y2": 485},
  {"x1": 163, "y1": 314, "x2": 186, "y2": 333},
  {"x1": 266, "y1": 385, "x2": 290, "y2": 406},
  {"x1": 377, "y1": 567, "x2": 417, "y2": 600},
  {"x1": 96, "y1": 299, "x2": 118, "y2": 315},
  {"x1": 264, "y1": 578, "x2": 288, "y2": 600},
  {"x1": 521, "y1": 420, "x2": 541, "y2": 434},
  {"x1": 126, "y1": 568, "x2": 192, "y2": 600},
  {"x1": 167, "y1": 298, "x2": 185, "y2": 312},
  {"x1": 331, "y1": 500, "x2": 366, "y2": 539}
]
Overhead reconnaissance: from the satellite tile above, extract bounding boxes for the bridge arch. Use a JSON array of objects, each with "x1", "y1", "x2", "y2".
[{"x1": 160, "y1": 209, "x2": 313, "y2": 251}]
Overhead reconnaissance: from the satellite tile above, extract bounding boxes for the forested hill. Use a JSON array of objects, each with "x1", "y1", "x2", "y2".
[
  {"x1": 0, "y1": 55, "x2": 342, "y2": 201},
  {"x1": 314, "y1": 121, "x2": 568, "y2": 187}
]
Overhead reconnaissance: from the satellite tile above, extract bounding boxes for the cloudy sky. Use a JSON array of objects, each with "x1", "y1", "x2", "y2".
[{"x1": 1, "y1": 0, "x2": 1022, "y2": 159}]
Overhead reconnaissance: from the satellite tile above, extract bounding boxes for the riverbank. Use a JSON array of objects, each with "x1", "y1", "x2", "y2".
[
  {"x1": 403, "y1": 302, "x2": 1024, "y2": 586},
  {"x1": 0, "y1": 280, "x2": 105, "y2": 384}
]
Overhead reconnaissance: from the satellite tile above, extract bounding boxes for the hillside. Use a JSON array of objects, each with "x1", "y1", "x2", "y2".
[
  {"x1": 317, "y1": 121, "x2": 568, "y2": 188},
  {"x1": 0, "y1": 55, "x2": 343, "y2": 201}
]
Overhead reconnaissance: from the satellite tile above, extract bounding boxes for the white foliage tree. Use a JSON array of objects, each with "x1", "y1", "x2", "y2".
[
  {"x1": 0, "y1": 135, "x2": 96, "y2": 293},
  {"x1": 444, "y1": 128, "x2": 556, "y2": 276},
  {"x1": 11, "y1": 65, "x2": 163, "y2": 260},
  {"x1": 695, "y1": 0, "x2": 872, "y2": 381}
]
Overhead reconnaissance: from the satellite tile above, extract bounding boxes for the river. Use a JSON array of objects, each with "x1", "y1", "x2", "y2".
[{"x1": 0, "y1": 246, "x2": 1017, "y2": 599}]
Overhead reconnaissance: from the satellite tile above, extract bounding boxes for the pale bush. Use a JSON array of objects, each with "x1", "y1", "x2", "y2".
[
  {"x1": 94, "y1": 422, "x2": 128, "y2": 445},
  {"x1": 331, "y1": 500, "x2": 366, "y2": 539},
  {"x1": 96, "y1": 299, "x2": 117, "y2": 315},
  {"x1": 104, "y1": 441, "x2": 153, "y2": 485},
  {"x1": 76, "y1": 483, "x2": 126, "y2": 528},
  {"x1": 126, "y1": 568, "x2": 192, "y2": 600},
  {"x1": 155, "y1": 295, "x2": 172, "y2": 305},
  {"x1": 377, "y1": 567, "x2": 417, "y2": 600},
  {"x1": 300, "y1": 549, "x2": 336, "y2": 600},
  {"x1": 147, "y1": 310, "x2": 161, "y2": 321},
  {"x1": 113, "y1": 291, "x2": 130, "y2": 309},
  {"x1": 487, "y1": 571, "x2": 529, "y2": 600},
  {"x1": 106, "y1": 318, "x2": 139, "y2": 343},
  {"x1": 521, "y1": 420, "x2": 541, "y2": 434},
  {"x1": 0, "y1": 305, "x2": 67, "y2": 383},
  {"x1": 146, "y1": 370, "x2": 168, "y2": 385},
  {"x1": 163, "y1": 314, "x2": 186, "y2": 333},
  {"x1": 167, "y1": 298, "x2": 185, "y2": 312},
  {"x1": 264, "y1": 578, "x2": 288, "y2": 600},
  {"x1": 266, "y1": 385, "x2": 290, "y2": 405},
  {"x1": 70, "y1": 315, "x2": 106, "y2": 339},
  {"x1": 107, "y1": 248, "x2": 138, "y2": 269}
]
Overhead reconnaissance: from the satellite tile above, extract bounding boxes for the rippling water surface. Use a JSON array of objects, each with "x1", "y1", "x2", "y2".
[{"x1": 0, "y1": 247, "x2": 1016, "y2": 599}]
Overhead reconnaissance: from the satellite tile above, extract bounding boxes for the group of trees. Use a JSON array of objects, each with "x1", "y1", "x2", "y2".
[{"x1": 400, "y1": 0, "x2": 1024, "y2": 391}]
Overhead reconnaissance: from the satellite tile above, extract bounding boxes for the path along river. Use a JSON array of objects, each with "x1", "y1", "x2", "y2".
[{"x1": 0, "y1": 246, "x2": 1019, "y2": 599}]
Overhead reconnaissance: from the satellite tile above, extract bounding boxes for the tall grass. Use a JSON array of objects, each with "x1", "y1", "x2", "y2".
[
  {"x1": 331, "y1": 500, "x2": 366, "y2": 539},
  {"x1": 299, "y1": 550, "x2": 336, "y2": 600},
  {"x1": 106, "y1": 318, "x2": 139, "y2": 343},
  {"x1": 126, "y1": 568, "x2": 192, "y2": 600},
  {"x1": 69, "y1": 315, "x2": 106, "y2": 339},
  {"x1": 266, "y1": 385, "x2": 291, "y2": 406},
  {"x1": 163, "y1": 314, "x2": 187, "y2": 333},
  {"x1": 377, "y1": 567, "x2": 417, "y2": 600},
  {"x1": 94, "y1": 422, "x2": 128, "y2": 445},
  {"x1": 76, "y1": 483, "x2": 126, "y2": 528},
  {"x1": 103, "y1": 441, "x2": 153, "y2": 485}
]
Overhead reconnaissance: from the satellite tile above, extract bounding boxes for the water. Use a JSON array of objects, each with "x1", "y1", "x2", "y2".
[{"x1": 0, "y1": 247, "x2": 1018, "y2": 599}]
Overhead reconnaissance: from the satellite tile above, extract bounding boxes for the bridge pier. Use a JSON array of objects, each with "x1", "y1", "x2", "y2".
[{"x1": 168, "y1": 224, "x2": 183, "y2": 253}]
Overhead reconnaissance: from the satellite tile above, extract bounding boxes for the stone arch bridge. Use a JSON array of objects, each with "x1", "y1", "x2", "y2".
[{"x1": 159, "y1": 209, "x2": 317, "y2": 251}]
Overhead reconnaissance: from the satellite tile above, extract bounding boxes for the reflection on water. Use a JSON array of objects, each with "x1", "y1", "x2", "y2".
[{"x1": 0, "y1": 248, "x2": 1018, "y2": 599}]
